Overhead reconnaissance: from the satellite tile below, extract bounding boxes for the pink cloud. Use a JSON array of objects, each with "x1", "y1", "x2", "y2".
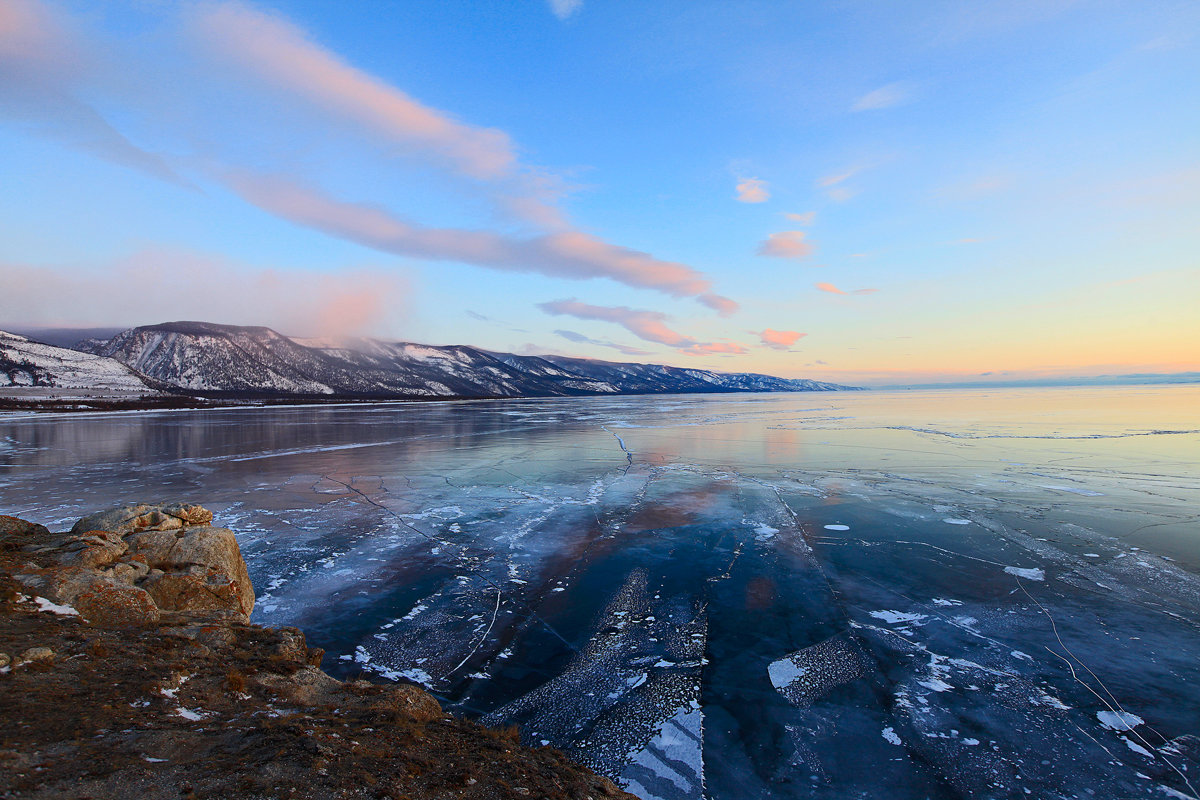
[
  {"x1": 735, "y1": 177, "x2": 770, "y2": 203},
  {"x1": 192, "y1": 3, "x2": 516, "y2": 180},
  {"x1": 0, "y1": 0, "x2": 183, "y2": 184},
  {"x1": 815, "y1": 282, "x2": 876, "y2": 296},
  {"x1": 539, "y1": 299, "x2": 749, "y2": 356},
  {"x1": 758, "y1": 231, "x2": 814, "y2": 259},
  {"x1": 538, "y1": 299, "x2": 693, "y2": 346},
  {"x1": 223, "y1": 172, "x2": 719, "y2": 299},
  {"x1": 0, "y1": 248, "x2": 407, "y2": 338},
  {"x1": 758, "y1": 329, "x2": 806, "y2": 350},
  {"x1": 783, "y1": 211, "x2": 815, "y2": 225},
  {"x1": 554, "y1": 329, "x2": 651, "y2": 356},
  {"x1": 680, "y1": 341, "x2": 749, "y2": 356},
  {"x1": 698, "y1": 293, "x2": 740, "y2": 316}
]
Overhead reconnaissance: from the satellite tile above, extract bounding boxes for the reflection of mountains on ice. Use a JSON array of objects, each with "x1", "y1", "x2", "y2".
[{"x1": 4, "y1": 391, "x2": 1200, "y2": 799}]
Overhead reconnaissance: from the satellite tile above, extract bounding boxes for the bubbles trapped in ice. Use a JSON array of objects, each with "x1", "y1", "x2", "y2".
[{"x1": 768, "y1": 632, "x2": 866, "y2": 708}]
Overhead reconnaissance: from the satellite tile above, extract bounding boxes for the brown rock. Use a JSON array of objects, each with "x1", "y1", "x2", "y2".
[
  {"x1": 0, "y1": 515, "x2": 50, "y2": 540},
  {"x1": 255, "y1": 666, "x2": 343, "y2": 706},
  {"x1": 140, "y1": 570, "x2": 247, "y2": 617},
  {"x1": 15, "y1": 646, "x2": 54, "y2": 666},
  {"x1": 70, "y1": 502, "x2": 213, "y2": 536},
  {"x1": 59, "y1": 530, "x2": 128, "y2": 569},
  {"x1": 128, "y1": 525, "x2": 253, "y2": 618},
  {"x1": 72, "y1": 581, "x2": 161, "y2": 627}
]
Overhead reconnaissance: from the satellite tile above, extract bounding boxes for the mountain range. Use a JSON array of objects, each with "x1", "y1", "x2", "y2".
[{"x1": 3, "y1": 321, "x2": 858, "y2": 398}]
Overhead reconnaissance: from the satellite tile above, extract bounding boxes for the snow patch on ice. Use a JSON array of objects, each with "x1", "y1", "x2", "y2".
[
  {"x1": 823, "y1": 524, "x2": 850, "y2": 531},
  {"x1": 869, "y1": 610, "x2": 929, "y2": 625},
  {"x1": 882, "y1": 727, "x2": 902, "y2": 745},
  {"x1": 1004, "y1": 566, "x2": 1045, "y2": 581},
  {"x1": 1098, "y1": 710, "x2": 1144, "y2": 731}
]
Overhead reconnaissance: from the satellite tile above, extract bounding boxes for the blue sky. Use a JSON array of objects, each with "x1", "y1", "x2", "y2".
[{"x1": 1, "y1": 0, "x2": 1197, "y2": 384}]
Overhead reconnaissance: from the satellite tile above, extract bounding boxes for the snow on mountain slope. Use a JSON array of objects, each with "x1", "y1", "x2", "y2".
[
  {"x1": 0, "y1": 331, "x2": 156, "y2": 392},
  {"x1": 84, "y1": 321, "x2": 861, "y2": 398}
]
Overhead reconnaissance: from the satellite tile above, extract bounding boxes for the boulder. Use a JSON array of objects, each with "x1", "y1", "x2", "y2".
[
  {"x1": 58, "y1": 530, "x2": 128, "y2": 569},
  {"x1": 12, "y1": 504, "x2": 254, "y2": 624},
  {"x1": 70, "y1": 503, "x2": 213, "y2": 536},
  {"x1": 0, "y1": 515, "x2": 49, "y2": 547},
  {"x1": 71, "y1": 581, "x2": 161, "y2": 627},
  {"x1": 126, "y1": 525, "x2": 253, "y2": 618}
]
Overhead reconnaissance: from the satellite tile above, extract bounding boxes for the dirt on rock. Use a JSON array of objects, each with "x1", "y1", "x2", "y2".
[{"x1": 0, "y1": 507, "x2": 638, "y2": 800}]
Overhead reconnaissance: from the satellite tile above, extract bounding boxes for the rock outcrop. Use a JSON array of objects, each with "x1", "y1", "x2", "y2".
[
  {"x1": 0, "y1": 504, "x2": 637, "y2": 800},
  {"x1": 8, "y1": 503, "x2": 253, "y2": 626}
]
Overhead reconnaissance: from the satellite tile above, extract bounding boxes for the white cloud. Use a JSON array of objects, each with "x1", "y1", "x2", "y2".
[
  {"x1": 852, "y1": 81, "x2": 916, "y2": 111},
  {"x1": 547, "y1": 0, "x2": 583, "y2": 20}
]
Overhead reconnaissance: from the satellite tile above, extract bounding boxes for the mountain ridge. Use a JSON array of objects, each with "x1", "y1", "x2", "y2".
[{"x1": 16, "y1": 320, "x2": 860, "y2": 398}]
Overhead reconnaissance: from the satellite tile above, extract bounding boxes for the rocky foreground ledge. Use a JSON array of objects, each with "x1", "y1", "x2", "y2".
[{"x1": 0, "y1": 504, "x2": 636, "y2": 800}]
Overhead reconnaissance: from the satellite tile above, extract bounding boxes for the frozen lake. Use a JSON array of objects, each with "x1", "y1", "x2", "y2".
[{"x1": 3, "y1": 386, "x2": 1199, "y2": 799}]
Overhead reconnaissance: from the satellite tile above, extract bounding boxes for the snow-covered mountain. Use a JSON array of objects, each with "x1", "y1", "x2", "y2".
[
  {"x1": 83, "y1": 321, "x2": 860, "y2": 397},
  {"x1": 0, "y1": 331, "x2": 157, "y2": 392}
]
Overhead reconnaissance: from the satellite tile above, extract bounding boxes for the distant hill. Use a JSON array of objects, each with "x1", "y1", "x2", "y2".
[
  {"x1": 71, "y1": 320, "x2": 859, "y2": 398},
  {"x1": 0, "y1": 331, "x2": 157, "y2": 392}
]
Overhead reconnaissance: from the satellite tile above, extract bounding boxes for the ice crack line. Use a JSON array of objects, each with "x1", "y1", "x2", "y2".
[{"x1": 602, "y1": 426, "x2": 634, "y2": 466}]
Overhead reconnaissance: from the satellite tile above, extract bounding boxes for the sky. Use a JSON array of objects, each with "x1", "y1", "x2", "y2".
[{"x1": 1, "y1": 0, "x2": 1197, "y2": 386}]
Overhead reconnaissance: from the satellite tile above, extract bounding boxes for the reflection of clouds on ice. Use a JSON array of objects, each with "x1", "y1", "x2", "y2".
[{"x1": 5, "y1": 390, "x2": 1200, "y2": 800}]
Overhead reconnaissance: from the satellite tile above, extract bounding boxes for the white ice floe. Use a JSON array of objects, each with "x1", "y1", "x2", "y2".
[
  {"x1": 931, "y1": 598, "x2": 962, "y2": 607},
  {"x1": 1098, "y1": 710, "x2": 1144, "y2": 731},
  {"x1": 1038, "y1": 485, "x2": 1104, "y2": 497},
  {"x1": 1004, "y1": 566, "x2": 1045, "y2": 581},
  {"x1": 962, "y1": 738, "x2": 980, "y2": 746},
  {"x1": 942, "y1": 518, "x2": 971, "y2": 525},
  {"x1": 869, "y1": 610, "x2": 929, "y2": 625},
  {"x1": 881, "y1": 727, "x2": 902, "y2": 746},
  {"x1": 823, "y1": 524, "x2": 850, "y2": 531},
  {"x1": 767, "y1": 659, "x2": 808, "y2": 690},
  {"x1": 1122, "y1": 736, "x2": 1154, "y2": 758}
]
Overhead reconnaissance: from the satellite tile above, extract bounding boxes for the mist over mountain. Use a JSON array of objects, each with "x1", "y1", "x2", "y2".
[{"x1": 73, "y1": 321, "x2": 857, "y2": 398}]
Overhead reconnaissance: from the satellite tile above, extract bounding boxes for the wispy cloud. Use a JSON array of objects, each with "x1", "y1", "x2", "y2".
[
  {"x1": 685, "y1": 341, "x2": 748, "y2": 355},
  {"x1": 815, "y1": 282, "x2": 876, "y2": 295},
  {"x1": 538, "y1": 299, "x2": 693, "y2": 346},
  {"x1": 698, "y1": 293, "x2": 740, "y2": 316},
  {"x1": 0, "y1": 248, "x2": 407, "y2": 338},
  {"x1": 547, "y1": 0, "x2": 583, "y2": 20},
  {"x1": 735, "y1": 177, "x2": 770, "y2": 203},
  {"x1": 0, "y1": 0, "x2": 183, "y2": 185},
  {"x1": 852, "y1": 81, "x2": 916, "y2": 111},
  {"x1": 192, "y1": 2, "x2": 516, "y2": 181},
  {"x1": 0, "y1": 0, "x2": 738, "y2": 315},
  {"x1": 539, "y1": 298, "x2": 747, "y2": 356},
  {"x1": 758, "y1": 230, "x2": 814, "y2": 259},
  {"x1": 783, "y1": 211, "x2": 815, "y2": 225},
  {"x1": 758, "y1": 329, "x2": 806, "y2": 350},
  {"x1": 554, "y1": 329, "x2": 651, "y2": 356},
  {"x1": 224, "y1": 171, "x2": 721, "y2": 300}
]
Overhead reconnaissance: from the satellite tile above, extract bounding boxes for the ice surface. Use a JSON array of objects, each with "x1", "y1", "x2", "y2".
[{"x1": 3, "y1": 387, "x2": 1200, "y2": 799}]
